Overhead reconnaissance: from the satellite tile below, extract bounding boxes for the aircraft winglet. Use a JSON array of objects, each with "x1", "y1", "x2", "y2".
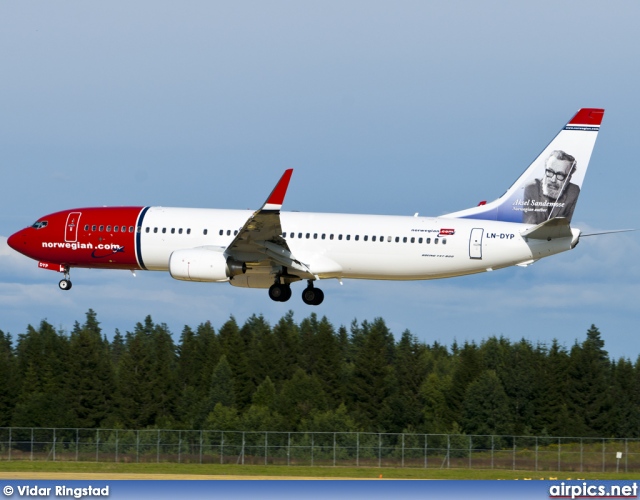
[{"x1": 262, "y1": 169, "x2": 293, "y2": 211}]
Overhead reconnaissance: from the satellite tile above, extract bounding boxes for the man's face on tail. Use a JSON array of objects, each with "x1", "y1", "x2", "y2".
[{"x1": 542, "y1": 157, "x2": 573, "y2": 199}]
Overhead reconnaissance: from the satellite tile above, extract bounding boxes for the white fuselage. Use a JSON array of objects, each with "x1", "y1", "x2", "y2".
[{"x1": 138, "y1": 207, "x2": 572, "y2": 286}]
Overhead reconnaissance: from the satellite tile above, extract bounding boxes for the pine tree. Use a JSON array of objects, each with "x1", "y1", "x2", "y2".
[
  {"x1": 66, "y1": 310, "x2": 116, "y2": 427},
  {"x1": 0, "y1": 330, "x2": 17, "y2": 426},
  {"x1": 347, "y1": 318, "x2": 395, "y2": 431},
  {"x1": 462, "y1": 370, "x2": 511, "y2": 435}
]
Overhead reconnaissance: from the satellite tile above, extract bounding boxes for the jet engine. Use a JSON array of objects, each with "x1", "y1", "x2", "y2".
[{"x1": 169, "y1": 248, "x2": 246, "y2": 282}]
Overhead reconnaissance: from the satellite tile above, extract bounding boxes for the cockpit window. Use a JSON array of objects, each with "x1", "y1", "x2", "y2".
[{"x1": 31, "y1": 220, "x2": 48, "y2": 229}]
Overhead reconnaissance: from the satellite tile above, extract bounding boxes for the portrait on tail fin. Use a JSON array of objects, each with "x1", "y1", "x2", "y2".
[{"x1": 522, "y1": 150, "x2": 580, "y2": 224}]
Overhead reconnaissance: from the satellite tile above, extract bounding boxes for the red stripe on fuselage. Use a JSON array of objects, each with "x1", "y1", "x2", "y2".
[{"x1": 10, "y1": 207, "x2": 144, "y2": 270}]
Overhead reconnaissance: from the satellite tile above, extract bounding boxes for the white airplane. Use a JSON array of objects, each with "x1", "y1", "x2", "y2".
[{"x1": 8, "y1": 108, "x2": 608, "y2": 305}]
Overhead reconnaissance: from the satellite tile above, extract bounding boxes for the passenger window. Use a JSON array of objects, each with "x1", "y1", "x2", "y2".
[
  {"x1": 418, "y1": 237, "x2": 422, "y2": 243},
  {"x1": 106, "y1": 226, "x2": 112, "y2": 232},
  {"x1": 410, "y1": 237, "x2": 415, "y2": 243},
  {"x1": 99, "y1": 225, "x2": 104, "y2": 231},
  {"x1": 426, "y1": 238, "x2": 431, "y2": 244},
  {"x1": 442, "y1": 238, "x2": 447, "y2": 244},
  {"x1": 387, "y1": 236, "x2": 392, "y2": 242},
  {"x1": 219, "y1": 229, "x2": 223, "y2": 236},
  {"x1": 298, "y1": 232, "x2": 302, "y2": 238},
  {"x1": 372, "y1": 236, "x2": 376, "y2": 242},
  {"x1": 364, "y1": 235, "x2": 368, "y2": 241},
  {"x1": 306, "y1": 233, "x2": 310, "y2": 239},
  {"x1": 145, "y1": 227, "x2": 150, "y2": 233},
  {"x1": 114, "y1": 226, "x2": 119, "y2": 233},
  {"x1": 313, "y1": 233, "x2": 317, "y2": 239},
  {"x1": 123, "y1": 226, "x2": 127, "y2": 232},
  {"x1": 330, "y1": 234, "x2": 334, "y2": 240},
  {"x1": 179, "y1": 228, "x2": 183, "y2": 234},
  {"x1": 153, "y1": 227, "x2": 158, "y2": 233},
  {"x1": 290, "y1": 232, "x2": 294, "y2": 238},
  {"x1": 227, "y1": 230, "x2": 231, "y2": 236},
  {"x1": 322, "y1": 234, "x2": 326, "y2": 240},
  {"x1": 203, "y1": 229, "x2": 208, "y2": 235},
  {"x1": 162, "y1": 228, "x2": 166, "y2": 234},
  {"x1": 355, "y1": 235, "x2": 359, "y2": 241},
  {"x1": 84, "y1": 224, "x2": 89, "y2": 231},
  {"x1": 346, "y1": 235, "x2": 351, "y2": 241},
  {"x1": 435, "y1": 238, "x2": 439, "y2": 244},
  {"x1": 188, "y1": 229, "x2": 192, "y2": 235},
  {"x1": 395, "y1": 237, "x2": 399, "y2": 243},
  {"x1": 171, "y1": 228, "x2": 175, "y2": 234},
  {"x1": 338, "y1": 235, "x2": 343, "y2": 240}
]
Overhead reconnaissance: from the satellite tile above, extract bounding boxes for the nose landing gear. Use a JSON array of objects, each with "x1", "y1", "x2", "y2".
[{"x1": 58, "y1": 266, "x2": 72, "y2": 290}]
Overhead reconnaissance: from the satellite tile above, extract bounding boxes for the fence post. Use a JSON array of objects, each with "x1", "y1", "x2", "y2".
[
  {"x1": 199, "y1": 430, "x2": 203, "y2": 465},
  {"x1": 625, "y1": 438, "x2": 628, "y2": 473},
  {"x1": 424, "y1": 434, "x2": 428, "y2": 469},
  {"x1": 220, "y1": 431, "x2": 224, "y2": 465},
  {"x1": 53, "y1": 428, "x2": 56, "y2": 461},
  {"x1": 241, "y1": 432, "x2": 245, "y2": 465},
  {"x1": 287, "y1": 432, "x2": 290, "y2": 467},
  {"x1": 136, "y1": 430, "x2": 139, "y2": 464},
  {"x1": 311, "y1": 433, "x2": 314, "y2": 467},
  {"x1": 580, "y1": 438, "x2": 583, "y2": 473},
  {"x1": 96, "y1": 429, "x2": 100, "y2": 462},
  {"x1": 265, "y1": 432, "x2": 268, "y2": 466},
  {"x1": 378, "y1": 433, "x2": 381, "y2": 468},
  {"x1": 535, "y1": 437, "x2": 538, "y2": 472},
  {"x1": 356, "y1": 433, "x2": 359, "y2": 467},
  {"x1": 333, "y1": 433, "x2": 336, "y2": 467},
  {"x1": 8, "y1": 428, "x2": 11, "y2": 462},
  {"x1": 31, "y1": 428, "x2": 33, "y2": 462},
  {"x1": 157, "y1": 429, "x2": 160, "y2": 464},
  {"x1": 602, "y1": 439, "x2": 605, "y2": 473},
  {"x1": 178, "y1": 430, "x2": 182, "y2": 464},
  {"x1": 447, "y1": 434, "x2": 450, "y2": 469},
  {"x1": 402, "y1": 433, "x2": 405, "y2": 468},
  {"x1": 76, "y1": 428, "x2": 79, "y2": 462},
  {"x1": 115, "y1": 429, "x2": 118, "y2": 463},
  {"x1": 469, "y1": 436, "x2": 472, "y2": 469},
  {"x1": 557, "y1": 438, "x2": 561, "y2": 471},
  {"x1": 491, "y1": 436, "x2": 494, "y2": 469},
  {"x1": 512, "y1": 436, "x2": 516, "y2": 471}
]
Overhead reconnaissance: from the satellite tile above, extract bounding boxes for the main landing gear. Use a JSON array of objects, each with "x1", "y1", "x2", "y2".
[
  {"x1": 268, "y1": 279, "x2": 324, "y2": 305},
  {"x1": 268, "y1": 282, "x2": 292, "y2": 302},
  {"x1": 301, "y1": 280, "x2": 324, "y2": 306},
  {"x1": 58, "y1": 267, "x2": 72, "y2": 291}
]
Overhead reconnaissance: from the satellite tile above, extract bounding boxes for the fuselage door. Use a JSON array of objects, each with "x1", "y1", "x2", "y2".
[
  {"x1": 65, "y1": 212, "x2": 82, "y2": 243},
  {"x1": 469, "y1": 228, "x2": 483, "y2": 259}
]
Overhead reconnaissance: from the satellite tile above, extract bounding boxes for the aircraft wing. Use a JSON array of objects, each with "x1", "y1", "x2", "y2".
[{"x1": 224, "y1": 169, "x2": 315, "y2": 279}]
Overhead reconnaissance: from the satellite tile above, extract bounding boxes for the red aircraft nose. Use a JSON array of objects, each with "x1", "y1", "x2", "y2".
[{"x1": 7, "y1": 229, "x2": 26, "y2": 253}]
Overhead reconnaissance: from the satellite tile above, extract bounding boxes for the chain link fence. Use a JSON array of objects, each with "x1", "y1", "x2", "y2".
[{"x1": 0, "y1": 428, "x2": 638, "y2": 472}]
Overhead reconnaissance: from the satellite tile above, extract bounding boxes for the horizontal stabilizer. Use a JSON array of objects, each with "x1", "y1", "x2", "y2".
[{"x1": 521, "y1": 217, "x2": 572, "y2": 240}]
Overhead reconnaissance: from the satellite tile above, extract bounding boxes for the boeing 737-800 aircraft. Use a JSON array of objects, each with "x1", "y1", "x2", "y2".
[{"x1": 8, "y1": 108, "x2": 605, "y2": 305}]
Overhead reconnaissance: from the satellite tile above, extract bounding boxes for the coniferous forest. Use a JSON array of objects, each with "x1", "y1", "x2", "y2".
[{"x1": 0, "y1": 309, "x2": 638, "y2": 438}]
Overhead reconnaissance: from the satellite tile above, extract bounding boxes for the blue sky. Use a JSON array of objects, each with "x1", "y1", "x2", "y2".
[{"x1": 1, "y1": 1, "x2": 638, "y2": 359}]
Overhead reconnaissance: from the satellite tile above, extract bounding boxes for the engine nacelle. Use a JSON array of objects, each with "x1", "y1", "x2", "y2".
[{"x1": 169, "y1": 248, "x2": 246, "y2": 282}]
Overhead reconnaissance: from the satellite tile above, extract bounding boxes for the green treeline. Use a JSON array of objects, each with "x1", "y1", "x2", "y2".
[{"x1": 0, "y1": 309, "x2": 638, "y2": 437}]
